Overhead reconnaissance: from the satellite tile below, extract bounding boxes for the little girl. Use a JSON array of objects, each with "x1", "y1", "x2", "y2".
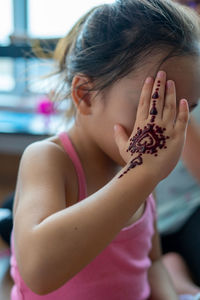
[{"x1": 10, "y1": 0, "x2": 200, "y2": 299}]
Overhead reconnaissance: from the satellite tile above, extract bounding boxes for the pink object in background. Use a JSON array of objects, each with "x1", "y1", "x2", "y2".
[
  {"x1": 36, "y1": 96, "x2": 55, "y2": 116},
  {"x1": 36, "y1": 96, "x2": 56, "y2": 132}
]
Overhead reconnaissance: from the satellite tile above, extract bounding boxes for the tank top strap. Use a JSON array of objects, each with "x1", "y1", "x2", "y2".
[{"x1": 58, "y1": 132, "x2": 87, "y2": 201}]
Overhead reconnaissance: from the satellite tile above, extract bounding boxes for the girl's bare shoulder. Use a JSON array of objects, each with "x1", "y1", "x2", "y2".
[
  {"x1": 13, "y1": 135, "x2": 78, "y2": 216},
  {"x1": 18, "y1": 135, "x2": 72, "y2": 180}
]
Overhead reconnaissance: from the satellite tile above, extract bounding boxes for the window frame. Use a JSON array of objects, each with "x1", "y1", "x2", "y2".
[{"x1": 0, "y1": 0, "x2": 57, "y2": 98}]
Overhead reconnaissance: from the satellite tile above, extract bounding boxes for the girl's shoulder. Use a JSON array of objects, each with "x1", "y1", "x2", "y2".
[
  {"x1": 19, "y1": 135, "x2": 73, "y2": 182},
  {"x1": 20, "y1": 134, "x2": 74, "y2": 173},
  {"x1": 13, "y1": 134, "x2": 79, "y2": 216}
]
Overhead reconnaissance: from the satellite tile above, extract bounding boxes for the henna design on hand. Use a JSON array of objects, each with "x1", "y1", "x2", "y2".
[
  {"x1": 150, "y1": 81, "x2": 160, "y2": 122},
  {"x1": 118, "y1": 81, "x2": 170, "y2": 178},
  {"x1": 118, "y1": 123, "x2": 169, "y2": 178},
  {"x1": 118, "y1": 154, "x2": 143, "y2": 178},
  {"x1": 152, "y1": 91, "x2": 159, "y2": 99}
]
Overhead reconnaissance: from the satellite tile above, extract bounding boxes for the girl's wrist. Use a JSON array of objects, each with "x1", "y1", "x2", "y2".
[{"x1": 116, "y1": 163, "x2": 159, "y2": 191}]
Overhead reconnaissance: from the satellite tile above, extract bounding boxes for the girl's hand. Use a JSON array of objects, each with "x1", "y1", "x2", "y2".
[{"x1": 114, "y1": 70, "x2": 189, "y2": 181}]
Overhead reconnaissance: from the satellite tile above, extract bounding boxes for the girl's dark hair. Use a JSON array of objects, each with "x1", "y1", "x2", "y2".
[{"x1": 52, "y1": 0, "x2": 200, "y2": 118}]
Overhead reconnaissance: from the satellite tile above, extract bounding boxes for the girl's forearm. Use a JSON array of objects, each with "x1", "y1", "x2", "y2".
[{"x1": 20, "y1": 165, "x2": 156, "y2": 295}]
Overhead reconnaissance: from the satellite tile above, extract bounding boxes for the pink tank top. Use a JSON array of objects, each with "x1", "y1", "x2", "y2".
[{"x1": 10, "y1": 132, "x2": 156, "y2": 300}]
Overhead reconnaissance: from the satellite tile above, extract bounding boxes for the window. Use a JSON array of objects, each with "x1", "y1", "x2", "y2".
[
  {"x1": 0, "y1": 58, "x2": 15, "y2": 91},
  {"x1": 26, "y1": 0, "x2": 115, "y2": 96},
  {"x1": 27, "y1": 58, "x2": 55, "y2": 93},
  {"x1": 0, "y1": 0, "x2": 14, "y2": 92},
  {"x1": 0, "y1": 0, "x2": 115, "y2": 98},
  {"x1": 28, "y1": 0, "x2": 114, "y2": 38},
  {"x1": 0, "y1": 0, "x2": 13, "y2": 44},
  {"x1": 0, "y1": 0, "x2": 115, "y2": 136}
]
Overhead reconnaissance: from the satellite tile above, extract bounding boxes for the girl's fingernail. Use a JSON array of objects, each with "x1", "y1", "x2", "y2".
[
  {"x1": 114, "y1": 125, "x2": 118, "y2": 131},
  {"x1": 157, "y1": 71, "x2": 165, "y2": 79},
  {"x1": 167, "y1": 80, "x2": 173, "y2": 88},
  {"x1": 145, "y1": 77, "x2": 152, "y2": 84},
  {"x1": 180, "y1": 99, "x2": 188, "y2": 106}
]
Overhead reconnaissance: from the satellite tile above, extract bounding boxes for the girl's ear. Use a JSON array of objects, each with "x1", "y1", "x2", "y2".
[{"x1": 71, "y1": 75, "x2": 93, "y2": 115}]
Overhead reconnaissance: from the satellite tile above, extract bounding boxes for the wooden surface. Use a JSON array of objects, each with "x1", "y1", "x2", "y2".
[
  {"x1": 0, "y1": 153, "x2": 20, "y2": 206},
  {"x1": 0, "y1": 153, "x2": 20, "y2": 299},
  {"x1": 0, "y1": 238, "x2": 13, "y2": 299}
]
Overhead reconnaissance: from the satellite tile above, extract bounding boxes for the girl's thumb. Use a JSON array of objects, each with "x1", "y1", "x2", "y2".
[{"x1": 114, "y1": 124, "x2": 129, "y2": 151}]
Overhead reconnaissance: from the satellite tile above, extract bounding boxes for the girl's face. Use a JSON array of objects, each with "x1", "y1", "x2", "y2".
[{"x1": 83, "y1": 55, "x2": 200, "y2": 166}]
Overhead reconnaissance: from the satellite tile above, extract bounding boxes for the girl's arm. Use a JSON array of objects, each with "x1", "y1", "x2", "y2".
[
  {"x1": 14, "y1": 71, "x2": 188, "y2": 295},
  {"x1": 181, "y1": 116, "x2": 200, "y2": 182},
  {"x1": 14, "y1": 143, "x2": 156, "y2": 295},
  {"x1": 148, "y1": 222, "x2": 178, "y2": 300}
]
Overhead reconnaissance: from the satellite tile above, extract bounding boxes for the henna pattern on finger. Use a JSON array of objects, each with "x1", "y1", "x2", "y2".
[
  {"x1": 152, "y1": 91, "x2": 159, "y2": 99},
  {"x1": 152, "y1": 81, "x2": 161, "y2": 99},
  {"x1": 150, "y1": 101, "x2": 158, "y2": 116},
  {"x1": 118, "y1": 80, "x2": 170, "y2": 178},
  {"x1": 150, "y1": 99, "x2": 158, "y2": 122},
  {"x1": 150, "y1": 81, "x2": 160, "y2": 122},
  {"x1": 150, "y1": 116, "x2": 156, "y2": 123}
]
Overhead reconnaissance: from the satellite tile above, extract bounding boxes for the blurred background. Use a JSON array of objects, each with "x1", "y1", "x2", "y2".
[
  {"x1": 1, "y1": 1, "x2": 200, "y2": 299},
  {"x1": 0, "y1": 1, "x2": 114, "y2": 298},
  {"x1": 0, "y1": 0, "x2": 114, "y2": 207}
]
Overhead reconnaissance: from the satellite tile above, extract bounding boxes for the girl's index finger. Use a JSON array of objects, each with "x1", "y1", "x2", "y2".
[{"x1": 136, "y1": 76, "x2": 154, "y2": 121}]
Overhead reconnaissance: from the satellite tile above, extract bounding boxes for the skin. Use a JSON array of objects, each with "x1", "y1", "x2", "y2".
[
  {"x1": 64, "y1": 55, "x2": 199, "y2": 203},
  {"x1": 162, "y1": 252, "x2": 200, "y2": 295},
  {"x1": 12, "y1": 53, "x2": 198, "y2": 297},
  {"x1": 68, "y1": 55, "x2": 199, "y2": 170}
]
